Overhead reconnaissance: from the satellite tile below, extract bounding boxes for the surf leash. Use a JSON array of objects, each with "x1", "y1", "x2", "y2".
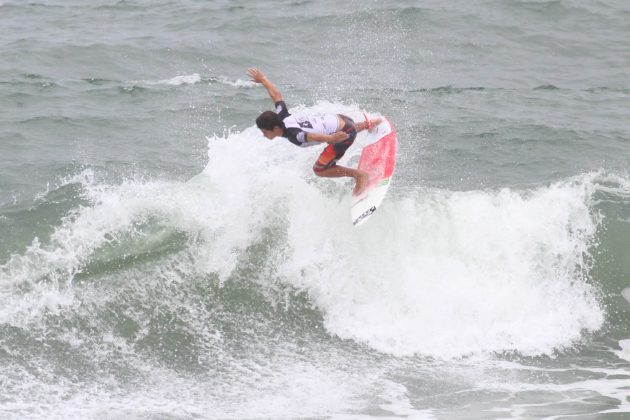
[{"x1": 362, "y1": 112, "x2": 372, "y2": 132}]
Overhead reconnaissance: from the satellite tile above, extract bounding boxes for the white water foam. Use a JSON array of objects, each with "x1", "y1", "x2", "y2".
[
  {"x1": 0, "y1": 102, "x2": 606, "y2": 360},
  {"x1": 0, "y1": 349, "x2": 371, "y2": 419},
  {"x1": 282, "y1": 177, "x2": 604, "y2": 358}
]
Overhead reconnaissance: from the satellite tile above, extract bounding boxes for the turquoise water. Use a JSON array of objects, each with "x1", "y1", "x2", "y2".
[{"x1": 1, "y1": 1, "x2": 630, "y2": 418}]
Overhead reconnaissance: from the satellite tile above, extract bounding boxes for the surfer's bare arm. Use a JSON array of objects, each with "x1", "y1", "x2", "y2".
[
  {"x1": 306, "y1": 131, "x2": 349, "y2": 144},
  {"x1": 248, "y1": 68, "x2": 283, "y2": 103}
]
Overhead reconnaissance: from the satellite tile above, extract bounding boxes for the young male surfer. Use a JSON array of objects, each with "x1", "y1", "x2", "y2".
[{"x1": 248, "y1": 68, "x2": 381, "y2": 195}]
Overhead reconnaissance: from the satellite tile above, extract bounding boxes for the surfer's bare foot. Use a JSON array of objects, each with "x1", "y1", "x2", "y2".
[{"x1": 353, "y1": 171, "x2": 369, "y2": 195}]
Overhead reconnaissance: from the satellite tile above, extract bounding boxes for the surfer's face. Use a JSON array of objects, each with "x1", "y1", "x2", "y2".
[{"x1": 261, "y1": 127, "x2": 283, "y2": 140}]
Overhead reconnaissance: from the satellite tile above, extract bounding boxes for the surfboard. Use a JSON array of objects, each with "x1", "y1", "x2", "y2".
[{"x1": 351, "y1": 117, "x2": 397, "y2": 226}]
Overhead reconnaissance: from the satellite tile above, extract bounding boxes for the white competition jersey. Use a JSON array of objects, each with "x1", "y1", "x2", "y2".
[
  {"x1": 283, "y1": 113, "x2": 340, "y2": 136},
  {"x1": 274, "y1": 101, "x2": 340, "y2": 147}
]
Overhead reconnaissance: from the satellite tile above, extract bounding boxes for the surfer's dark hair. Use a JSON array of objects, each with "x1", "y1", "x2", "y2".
[{"x1": 256, "y1": 111, "x2": 284, "y2": 131}]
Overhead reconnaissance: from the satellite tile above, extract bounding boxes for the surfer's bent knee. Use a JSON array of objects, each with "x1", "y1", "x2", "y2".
[{"x1": 313, "y1": 160, "x2": 335, "y2": 175}]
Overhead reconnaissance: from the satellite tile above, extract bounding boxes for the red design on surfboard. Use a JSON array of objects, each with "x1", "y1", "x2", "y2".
[{"x1": 357, "y1": 122, "x2": 397, "y2": 191}]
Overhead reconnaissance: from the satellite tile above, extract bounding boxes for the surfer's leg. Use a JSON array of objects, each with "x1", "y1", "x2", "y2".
[
  {"x1": 313, "y1": 142, "x2": 368, "y2": 195},
  {"x1": 313, "y1": 116, "x2": 369, "y2": 194},
  {"x1": 315, "y1": 165, "x2": 369, "y2": 195}
]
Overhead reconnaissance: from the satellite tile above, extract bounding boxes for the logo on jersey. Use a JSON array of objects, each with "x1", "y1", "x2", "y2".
[{"x1": 296, "y1": 118, "x2": 313, "y2": 129}]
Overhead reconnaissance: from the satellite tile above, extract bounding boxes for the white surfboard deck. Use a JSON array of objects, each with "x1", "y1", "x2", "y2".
[{"x1": 350, "y1": 117, "x2": 397, "y2": 226}]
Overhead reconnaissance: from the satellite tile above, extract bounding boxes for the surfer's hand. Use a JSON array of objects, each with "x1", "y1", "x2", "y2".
[
  {"x1": 247, "y1": 68, "x2": 266, "y2": 83},
  {"x1": 330, "y1": 131, "x2": 350, "y2": 143}
]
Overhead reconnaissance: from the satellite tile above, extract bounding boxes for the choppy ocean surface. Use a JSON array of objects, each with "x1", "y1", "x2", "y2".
[{"x1": 1, "y1": 0, "x2": 630, "y2": 418}]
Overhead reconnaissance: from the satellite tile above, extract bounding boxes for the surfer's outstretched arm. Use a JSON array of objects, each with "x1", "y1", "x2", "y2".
[{"x1": 248, "y1": 68, "x2": 283, "y2": 103}]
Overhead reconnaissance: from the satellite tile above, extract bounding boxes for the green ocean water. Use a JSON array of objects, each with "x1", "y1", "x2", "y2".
[{"x1": 1, "y1": 1, "x2": 630, "y2": 418}]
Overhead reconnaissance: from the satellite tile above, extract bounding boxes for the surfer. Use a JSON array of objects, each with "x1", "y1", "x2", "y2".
[{"x1": 248, "y1": 68, "x2": 381, "y2": 195}]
